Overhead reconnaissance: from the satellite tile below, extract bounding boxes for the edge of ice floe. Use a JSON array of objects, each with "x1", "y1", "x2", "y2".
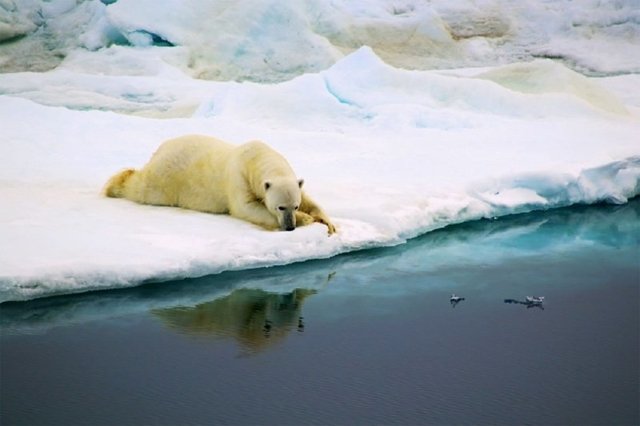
[{"x1": 1, "y1": 156, "x2": 638, "y2": 303}]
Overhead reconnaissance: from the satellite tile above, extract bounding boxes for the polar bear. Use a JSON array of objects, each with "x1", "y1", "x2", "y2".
[{"x1": 104, "y1": 134, "x2": 336, "y2": 234}]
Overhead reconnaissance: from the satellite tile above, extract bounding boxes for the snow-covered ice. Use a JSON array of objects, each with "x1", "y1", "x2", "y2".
[
  {"x1": 3, "y1": 0, "x2": 639, "y2": 78},
  {"x1": 0, "y1": 0, "x2": 639, "y2": 302}
]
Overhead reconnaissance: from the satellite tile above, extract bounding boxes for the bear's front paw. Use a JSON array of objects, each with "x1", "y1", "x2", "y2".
[
  {"x1": 324, "y1": 221, "x2": 337, "y2": 235},
  {"x1": 315, "y1": 217, "x2": 336, "y2": 235},
  {"x1": 296, "y1": 211, "x2": 315, "y2": 227}
]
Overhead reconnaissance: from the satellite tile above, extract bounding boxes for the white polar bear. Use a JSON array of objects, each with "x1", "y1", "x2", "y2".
[{"x1": 104, "y1": 134, "x2": 336, "y2": 234}]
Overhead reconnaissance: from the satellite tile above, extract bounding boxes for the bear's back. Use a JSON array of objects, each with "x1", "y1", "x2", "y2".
[
  {"x1": 135, "y1": 134, "x2": 235, "y2": 212},
  {"x1": 151, "y1": 135, "x2": 234, "y2": 168},
  {"x1": 229, "y1": 140, "x2": 296, "y2": 182}
]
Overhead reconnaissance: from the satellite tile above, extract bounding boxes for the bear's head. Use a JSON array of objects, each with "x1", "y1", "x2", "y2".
[{"x1": 263, "y1": 178, "x2": 303, "y2": 231}]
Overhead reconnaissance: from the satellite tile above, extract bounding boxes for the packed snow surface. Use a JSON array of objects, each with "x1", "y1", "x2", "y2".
[{"x1": 0, "y1": 1, "x2": 639, "y2": 302}]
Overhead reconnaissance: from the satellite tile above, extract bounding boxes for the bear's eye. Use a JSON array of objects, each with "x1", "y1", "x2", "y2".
[
  {"x1": 294, "y1": 205, "x2": 299, "y2": 210},
  {"x1": 278, "y1": 206, "x2": 286, "y2": 211}
]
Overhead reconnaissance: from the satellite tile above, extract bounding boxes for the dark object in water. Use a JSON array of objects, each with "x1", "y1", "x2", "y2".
[
  {"x1": 504, "y1": 297, "x2": 545, "y2": 310},
  {"x1": 526, "y1": 296, "x2": 545, "y2": 304},
  {"x1": 263, "y1": 319, "x2": 272, "y2": 335},
  {"x1": 450, "y1": 294, "x2": 465, "y2": 307}
]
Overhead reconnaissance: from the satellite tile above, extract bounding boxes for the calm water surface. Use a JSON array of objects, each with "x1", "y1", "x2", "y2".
[{"x1": 1, "y1": 201, "x2": 638, "y2": 425}]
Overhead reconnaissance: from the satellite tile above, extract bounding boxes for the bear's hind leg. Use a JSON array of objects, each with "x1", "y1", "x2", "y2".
[{"x1": 104, "y1": 169, "x2": 136, "y2": 198}]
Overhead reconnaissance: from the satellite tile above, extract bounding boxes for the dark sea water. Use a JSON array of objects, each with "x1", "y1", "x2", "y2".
[{"x1": 1, "y1": 200, "x2": 638, "y2": 426}]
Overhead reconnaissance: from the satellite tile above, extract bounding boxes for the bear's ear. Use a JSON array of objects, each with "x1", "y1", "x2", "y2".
[
  {"x1": 264, "y1": 181, "x2": 271, "y2": 191},
  {"x1": 298, "y1": 179, "x2": 304, "y2": 188}
]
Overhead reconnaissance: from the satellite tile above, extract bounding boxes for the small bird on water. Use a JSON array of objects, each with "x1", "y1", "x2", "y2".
[
  {"x1": 525, "y1": 296, "x2": 545, "y2": 305},
  {"x1": 450, "y1": 294, "x2": 465, "y2": 307}
]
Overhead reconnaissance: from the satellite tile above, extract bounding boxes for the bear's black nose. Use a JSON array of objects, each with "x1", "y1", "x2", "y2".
[{"x1": 285, "y1": 226, "x2": 295, "y2": 231}]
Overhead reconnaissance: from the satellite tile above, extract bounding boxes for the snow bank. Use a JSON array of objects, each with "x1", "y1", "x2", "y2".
[{"x1": 1, "y1": 45, "x2": 639, "y2": 302}]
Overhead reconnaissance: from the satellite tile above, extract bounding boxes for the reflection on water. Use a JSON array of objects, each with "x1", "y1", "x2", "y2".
[
  {"x1": 154, "y1": 288, "x2": 316, "y2": 353},
  {"x1": 1, "y1": 200, "x2": 638, "y2": 426},
  {"x1": 504, "y1": 298, "x2": 545, "y2": 310},
  {"x1": 1, "y1": 199, "x2": 638, "y2": 336}
]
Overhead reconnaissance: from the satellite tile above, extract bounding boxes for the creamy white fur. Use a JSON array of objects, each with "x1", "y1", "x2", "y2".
[{"x1": 104, "y1": 135, "x2": 336, "y2": 233}]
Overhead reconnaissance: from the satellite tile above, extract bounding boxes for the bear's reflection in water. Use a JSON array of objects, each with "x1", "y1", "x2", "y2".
[{"x1": 153, "y1": 288, "x2": 316, "y2": 353}]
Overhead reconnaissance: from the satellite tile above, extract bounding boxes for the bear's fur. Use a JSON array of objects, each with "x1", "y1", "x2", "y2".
[{"x1": 104, "y1": 134, "x2": 336, "y2": 234}]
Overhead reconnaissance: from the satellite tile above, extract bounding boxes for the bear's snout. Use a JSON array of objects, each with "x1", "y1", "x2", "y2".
[{"x1": 281, "y1": 212, "x2": 295, "y2": 231}]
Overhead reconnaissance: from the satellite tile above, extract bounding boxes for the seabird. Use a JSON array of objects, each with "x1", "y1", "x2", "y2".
[
  {"x1": 450, "y1": 294, "x2": 465, "y2": 303},
  {"x1": 525, "y1": 296, "x2": 544, "y2": 304}
]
